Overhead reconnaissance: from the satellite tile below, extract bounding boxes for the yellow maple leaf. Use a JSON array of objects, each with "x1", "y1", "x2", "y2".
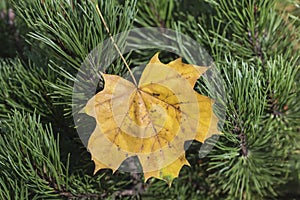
[{"x1": 83, "y1": 53, "x2": 220, "y2": 185}]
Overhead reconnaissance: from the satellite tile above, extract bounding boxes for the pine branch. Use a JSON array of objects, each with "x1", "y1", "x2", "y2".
[
  {"x1": 0, "y1": 111, "x2": 68, "y2": 198},
  {"x1": 0, "y1": 58, "x2": 55, "y2": 119}
]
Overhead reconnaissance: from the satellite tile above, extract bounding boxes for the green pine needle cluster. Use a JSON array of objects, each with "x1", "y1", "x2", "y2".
[{"x1": 0, "y1": 0, "x2": 299, "y2": 199}]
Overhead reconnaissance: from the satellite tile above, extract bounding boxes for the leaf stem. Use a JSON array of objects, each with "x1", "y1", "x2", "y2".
[{"x1": 95, "y1": 4, "x2": 138, "y2": 86}]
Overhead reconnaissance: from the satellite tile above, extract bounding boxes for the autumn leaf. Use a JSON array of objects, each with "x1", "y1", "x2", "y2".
[{"x1": 83, "y1": 53, "x2": 220, "y2": 185}]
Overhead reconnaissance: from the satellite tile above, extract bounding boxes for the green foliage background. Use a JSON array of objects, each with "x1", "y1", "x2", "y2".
[{"x1": 0, "y1": 0, "x2": 299, "y2": 199}]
